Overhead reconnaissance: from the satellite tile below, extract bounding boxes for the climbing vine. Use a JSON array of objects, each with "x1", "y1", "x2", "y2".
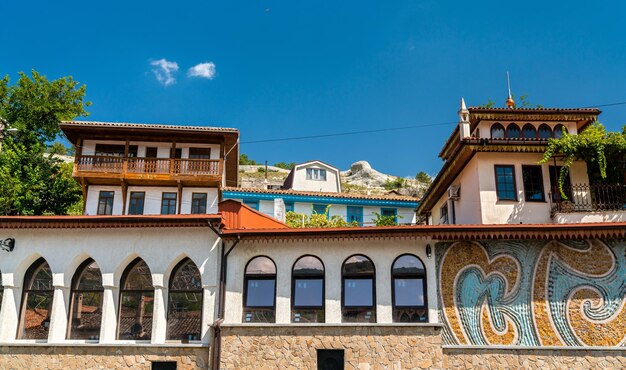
[{"x1": 539, "y1": 122, "x2": 626, "y2": 197}]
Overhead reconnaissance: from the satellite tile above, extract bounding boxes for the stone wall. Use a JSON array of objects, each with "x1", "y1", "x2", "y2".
[
  {"x1": 220, "y1": 324, "x2": 442, "y2": 369},
  {"x1": 443, "y1": 347, "x2": 626, "y2": 369},
  {"x1": 0, "y1": 345, "x2": 208, "y2": 370}
]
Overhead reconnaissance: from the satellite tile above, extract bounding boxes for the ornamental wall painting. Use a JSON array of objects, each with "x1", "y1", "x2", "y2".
[{"x1": 437, "y1": 239, "x2": 626, "y2": 347}]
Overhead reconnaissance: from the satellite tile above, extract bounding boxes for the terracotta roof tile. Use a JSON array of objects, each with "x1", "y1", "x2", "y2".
[
  {"x1": 222, "y1": 187, "x2": 419, "y2": 203},
  {"x1": 0, "y1": 214, "x2": 221, "y2": 229},
  {"x1": 61, "y1": 120, "x2": 238, "y2": 133}
]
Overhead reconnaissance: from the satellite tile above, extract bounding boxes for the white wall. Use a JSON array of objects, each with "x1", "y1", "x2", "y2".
[
  {"x1": 224, "y1": 238, "x2": 437, "y2": 325},
  {"x1": 0, "y1": 227, "x2": 220, "y2": 345},
  {"x1": 290, "y1": 163, "x2": 341, "y2": 193},
  {"x1": 85, "y1": 186, "x2": 219, "y2": 215}
]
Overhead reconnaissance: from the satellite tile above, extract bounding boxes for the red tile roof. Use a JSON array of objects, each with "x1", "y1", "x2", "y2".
[
  {"x1": 0, "y1": 214, "x2": 221, "y2": 229},
  {"x1": 61, "y1": 120, "x2": 238, "y2": 133},
  {"x1": 222, "y1": 186, "x2": 419, "y2": 202}
]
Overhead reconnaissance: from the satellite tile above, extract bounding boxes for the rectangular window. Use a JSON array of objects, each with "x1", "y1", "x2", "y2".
[
  {"x1": 347, "y1": 206, "x2": 363, "y2": 226},
  {"x1": 317, "y1": 349, "x2": 344, "y2": 370},
  {"x1": 245, "y1": 280, "x2": 275, "y2": 307},
  {"x1": 161, "y1": 192, "x2": 177, "y2": 214},
  {"x1": 243, "y1": 200, "x2": 259, "y2": 211},
  {"x1": 312, "y1": 204, "x2": 328, "y2": 217},
  {"x1": 306, "y1": 168, "x2": 327, "y2": 181},
  {"x1": 191, "y1": 193, "x2": 207, "y2": 214},
  {"x1": 343, "y1": 279, "x2": 373, "y2": 307},
  {"x1": 151, "y1": 361, "x2": 177, "y2": 370},
  {"x1": 393, "y1": 278, "x2": 425, "y2": 306},
  {"x1": 494, "y1": 165, "x2": 517, "y2": 201},
  {"x1": 381, "y1": 208, "x2": 398, "y2": 223},
  {"x1": 94, "y1": 144, "x2": 138, "y2": 157},
  {"x1": 128, "y1": 192, "x2": 145, "y2": 215},
  {"x1": 293, "y1": 279, "x2": 323, "y2": 307},
  {"x1": 440, "y1": 203, "x2": 449, "y2": 224},
  {"x1": 188, "y1": 147, "x2": 211, "y2": 159},
  {"x1": 522, "y1": 165, "x2": 545, "y2": 202},
  {"x1": 285, "y1": 202, "x2": 294, "y2": 213},
  {"x1": 97, "y1": 191, "x2": 114, "y2": 215}
]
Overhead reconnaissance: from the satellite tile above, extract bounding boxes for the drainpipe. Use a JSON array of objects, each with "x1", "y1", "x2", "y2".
[{"x1": 209, "y1": 226, "x2": 240, "y2": 370}]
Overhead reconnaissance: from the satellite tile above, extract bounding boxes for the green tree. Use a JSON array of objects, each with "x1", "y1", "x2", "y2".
[
  {"x1": 415, "y1": 171, "x2": 432, "y2": 185},
  {"x1": 0, "y1": 70, "x2": 89, "y2": 215},
  {"x1": 384, "y1": 177, "x2": 406, "y2": 190},
  {"x1": 539, "y1": 122, "x2": 626, "y2": 197},
  {"x1": 239, "y1": 153, "x2": 258, "y2": 165},
  {"x1": 273, "y1": 161, "x2": 296, "y2": 170}
]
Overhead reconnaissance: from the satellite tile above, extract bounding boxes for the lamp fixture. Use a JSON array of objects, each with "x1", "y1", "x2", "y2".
[
  {"x1": 426, "y1": 244, "x2": 432, "y2": 259},
  {"x1": 1, "y1": 238, "x2": 15, "y2": 252}
]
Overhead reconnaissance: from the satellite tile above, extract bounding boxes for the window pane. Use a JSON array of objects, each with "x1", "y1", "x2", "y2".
[
  {"x1": 167, "y1": 292, "x2": 202, "y2": 341},
  {"x1": 495, "y1": 166, "x2": 516, "y2": 200},
  {"x1": 522, "y1": 166, "x2": 545, "y2": 201},
  {"x1": 491, "y1": 124, "x2": 505, "y2": 139},
  {"x1": 31, "y1": 264, "x2": 53, "y2": 291},
  {"x1": 394, "y1": 278, "x2": 424, "y2": 306},
  {"x1": 343, "y1": 255, "x2": 374, "y2": 275},
  {"x1": 98, "y1": 191, "x2": 114, "y2": 215},
  {"x1": 246, "y1": 257, "x2": 276, "y2": 275},
  {"x1": 246, "y1": 279, "x2": 275, "y2": 307},
  {"x1": 21, "y1": 291, "x2": 53, "y2": 339},
  {"x1": 293, "y1": 256, "x2": 324, "y2": 275},
  {"x1": 129, "y1": 192, "x2": 145, "y2": 215},
  {"x1": 123, "y1": 260, "x2": 152, "y2": 290},
  {"x1": 344, "y1": 279, "x2": 373, "y2": 307},
  {"x1": 294, "y1": 279, "x2": 323, "y2": 307},
  {"x1": 76, "y1": 262, "x2": 103, "y2": 291},
  {"x1": 161, "y1": 193, "x2": 177, "y2": 215},
  {"x1": 118, "y1": 292, "x2": 154, "y2": 340},
  {"x1": 507, "y1": 124, "x2": 521, "y2": 138},
  {"x1": 392, "y1": 255, "x2": 424, "y2": 274},
  {"x1": 554, "y1": 124, "x2": 567, "y2": 138},
  {"x1": 191, "y1": 193, "x2": 207, "y2": 214},
  {"x1": 70, "y1": 291, "x2": 103, "y2": 340},
  {"x1": 539, "y1": 124, "x2": 552, "y2": 139},
  {"x1": 170, "y1": 260, "x2": 202, "y2": 291}
]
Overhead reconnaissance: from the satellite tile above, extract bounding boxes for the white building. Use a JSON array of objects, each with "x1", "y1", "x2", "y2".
[
  {"x1": 417, "y1": 100, "x2": 625, "y2": 225},
  {"x1": 282, "y1": 160, "x2": 342, "y2": 193}
]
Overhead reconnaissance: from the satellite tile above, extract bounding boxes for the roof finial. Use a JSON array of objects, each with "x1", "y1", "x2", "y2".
[{"x1": 505, "y1": 71, "x2": 515, "y2": 108}]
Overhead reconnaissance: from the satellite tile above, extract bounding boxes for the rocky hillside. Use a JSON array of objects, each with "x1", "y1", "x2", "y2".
[{"x1": 239, "y1": 161, "x2": 431, "y2": 198}]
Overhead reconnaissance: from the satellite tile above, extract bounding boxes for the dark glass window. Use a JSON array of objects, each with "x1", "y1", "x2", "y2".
[
  {"x1": 342, "y1": 255, "x2": 375, "y2": 323},
  {"x1": 152, "y1": 361, "x2": 177, "y2": 370},
  {"x1": 490, "y1": 123, "x2": 505, "y2": 139},
  {"x1": 128, "y1": 192, "x2": 145, "y2": 215},
  {"x1": 118, "y1": 258, "x2": 153, "y2": 340},
  {"x1": 522, "y1": 124, "x2": 537, "y2": 139},
  {"x1": 243, "y1": 256, "x2": 276, "y2": 323},
  {"x1": 167, "y1": 258, "x2": 202, "y2": 341},
  {"x1": 506, "y1": 123, "x2": 521, "y2": 138},
  {"x1": 18, "y1": 258, "x2": 53, "y2": 339},
  {"x1": 312, "y1": 204, "x2": 328, "y2": 216},
  {"x1": 161, "y1": 192, "x2": 177, "y2": 215},
  {"x1": 188, "y1": 148, "x2": 211, "y2": 159},
  {"x1": 381, "y1": 208, "x2": 398, "y2": 223},
  {"x1": 494, "y1": 165, "x2": 517, "y2": 201},
  {"x1": 191, "y1": 193, "x2": 207, "y2": 214},
  {"x1": 97, "y1": 191, "x2": 114, "y2": 215},
  {"x1": 554, "y1": 124, "x2": 568, "y2": 138},
  {"x1": 439, "y1": 203, "x2": 449, "y2": 224},
  {"x1": 292, "y1": 256, "x2": 324, "y2": 323},
  {"x1": 392, "y1": 254, "x2": 427, "y2": 323},
  {"x1": 522, "y1": 165, "x2": 545, "y2": 202},
  {"x1": 285, "y1": 202, "x2": 295, "y2": 213},
  {"x1": 549, "y1": 166, "x2": 572, "y2": 201},
  {"x1": 68, "y1": 259, "x2": 103, "y2": 340},
  {"x1": 538, "y1": 124, "x2": 552, "y2": 139},
  {"x1": 94, "y1": 144, "x2": 137, "y2": 157}
]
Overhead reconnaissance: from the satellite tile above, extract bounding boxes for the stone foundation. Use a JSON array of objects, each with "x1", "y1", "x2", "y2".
[
  {"x1": 219, "y1": 324, "x2": 443, "y2": 370},
  {"x1": 443, "y1": 347, "x2": 626, "y2": 369},
  {"x1": 0, "y1": 344, "x2": 208, "y2": 370}
]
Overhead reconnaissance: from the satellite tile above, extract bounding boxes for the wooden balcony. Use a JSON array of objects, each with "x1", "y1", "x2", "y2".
[{"x1": 74, "y1": 155, "x2": 223, "y2": 186}]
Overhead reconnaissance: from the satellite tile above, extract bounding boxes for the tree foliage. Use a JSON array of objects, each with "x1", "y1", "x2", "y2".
[
  {"x1": 239, "y1": 153, "x2": 258, "y2": 165},
  {"x1": 371, "y1": 212, "x2": 399, "y2": 226},
  {"x1": 539, "y1": 122, "x2": 626, "y2": 197},
  {"x1": 415, "y1": 171, "x2": 432, "y2": 185},
  {"x1": 383, "y1": 177, "x2": 406, "y2": 190},
  {"x1": 0, "y1": 70, "x2": 89, "y2": 215},
  {"x1": 273, "y1": 161, "x2": 296, "y2": 170},
  {"x1": 285, "y1": 206, "x2": 359, "y2": 228}
]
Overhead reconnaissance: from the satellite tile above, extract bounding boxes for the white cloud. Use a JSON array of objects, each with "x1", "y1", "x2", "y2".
[
  {"x1": 188, "y1": 62, "x2": 216, "y2": 80},
  {"x1": 150, "y1": 59, "x2": 179, "y2": 86}
]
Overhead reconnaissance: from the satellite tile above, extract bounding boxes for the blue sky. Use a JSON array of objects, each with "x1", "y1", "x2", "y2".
[{"x1": 2, "y1": 1, "x2": 625, "y2": 177}]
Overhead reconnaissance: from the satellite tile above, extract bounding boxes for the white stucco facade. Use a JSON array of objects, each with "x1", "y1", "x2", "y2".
[
  {"x1": 285, "y1": 161, "x2": 342, "y2": 193},
  {"x1": 0, "y1": 226, "x2": 220, "y2": 345},
  {"x1": 223, "y1": 237, "x2": 437, "y2": 325}
]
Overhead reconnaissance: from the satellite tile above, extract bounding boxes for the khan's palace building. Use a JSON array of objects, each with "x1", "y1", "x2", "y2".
[{"x1": 0, "y1": 100, "x2": 625, "y2": 369}]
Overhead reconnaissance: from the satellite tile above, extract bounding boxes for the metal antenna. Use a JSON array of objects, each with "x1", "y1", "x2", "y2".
[{"x1": 505, "y1": 71, "x2": 515, "y2": 108}]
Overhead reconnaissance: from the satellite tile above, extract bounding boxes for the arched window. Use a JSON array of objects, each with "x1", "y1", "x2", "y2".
[
  {"x1": 392, "y1": 254, "x2": 427, "y2": 323},
  {"x1": 118, "y1": 258, "x2": 153, "y2": 340},
  {"x1": 506, "y1": 123, "x2": 521, "y2": 138},
  {"x1": 167, "y1": 258, "x2": 202, "y2": 341},
  {"x1": 243, "y1": 256, "x2": 276, "y2": 323},
  {"x1": 292, "y1": 255, "x2": 324, "y2": 323},
  {"x1": 342, "y1": 254, "x2": 375, "y2": 323},
  {"x1": 490, "y1": 123, "x2": 505, "y2": 139},
  {"x1": 538, "y1": 124, "x2": 552, "y2": 139},
  {"x1": 522, "y1": 124, "x2": 537, "y2": 139},
  {"x1": 554, "y1": 124, "x2": 568, "y2": 138},
  {"x1": 18, "y1": 257, "x2": 53, "y2": 339},
  {"x1": 68, "y1": 259, "x2": 103, "y2": 340}
]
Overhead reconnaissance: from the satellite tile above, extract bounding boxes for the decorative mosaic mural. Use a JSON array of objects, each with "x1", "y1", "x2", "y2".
[{"x1": 436, "y1": 239, "x2": 626, "y2": 347}]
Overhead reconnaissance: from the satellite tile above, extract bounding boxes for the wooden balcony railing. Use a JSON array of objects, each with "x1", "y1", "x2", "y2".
[
  {"x1": 74, "y1": 155, "x2": 222, "y2": 178},
  {"x1": 551, "y1": 183, "x2": 626, "y2": 213}
]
